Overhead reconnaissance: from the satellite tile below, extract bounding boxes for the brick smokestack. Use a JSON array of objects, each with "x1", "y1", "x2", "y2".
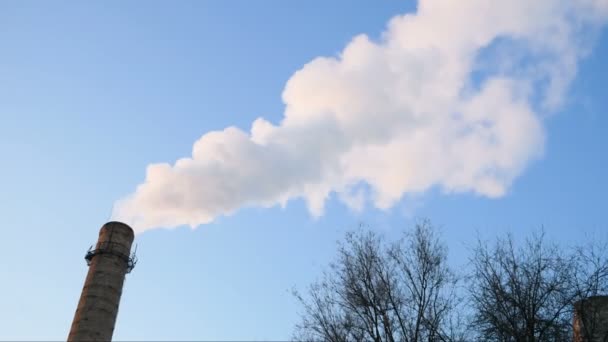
[
  {"x1": 68, "y1": 221, "x2": 136, "y2": 341},
  {"x1": 573, "y1": 296, "x2": 608, "y2": 342}
]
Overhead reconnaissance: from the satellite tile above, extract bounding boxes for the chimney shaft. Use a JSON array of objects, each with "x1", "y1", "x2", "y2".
[
  {"x1": 573, "y1": 296, "x2": 608, "y2": 342},
  {"x1": 68, "y1": 221, "x2": 136, "y2": 341}
]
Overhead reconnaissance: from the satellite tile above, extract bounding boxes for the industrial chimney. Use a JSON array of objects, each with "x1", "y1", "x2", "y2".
[
  {"x1": 68, "y1": 221, "x2": 137, "y2": 341},
  {"x1": 573, "y1": 295, "x2": 608, "y2": 342}
]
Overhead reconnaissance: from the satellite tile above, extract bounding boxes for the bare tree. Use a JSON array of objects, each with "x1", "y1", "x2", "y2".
[
  {"x1": 293, "y1": 221, "x2": 465, "y2": 342},
  {"x1": 467, "y1": 230, "x2": 608, "y2": 342},
  {"x1": 572, "y1": 238, "x2": 608, "y2": 300},
  {"x1": 295, "y1": 223, "x2": 608, "y2": 341}
]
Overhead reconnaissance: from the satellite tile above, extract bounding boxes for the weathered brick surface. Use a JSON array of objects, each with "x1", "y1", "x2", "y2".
[{"x1": 574, "y1": 296, "x2": 608, "y2": 342}]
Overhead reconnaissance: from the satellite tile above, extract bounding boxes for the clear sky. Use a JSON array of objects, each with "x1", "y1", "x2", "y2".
[{"x1": 1, "y1": 1, "x2": 607, "y2": 340}]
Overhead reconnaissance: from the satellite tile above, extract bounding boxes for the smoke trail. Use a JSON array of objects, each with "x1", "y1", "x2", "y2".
[{"x1": 113, "y1": 0, "x2": 608, "y2": 233}]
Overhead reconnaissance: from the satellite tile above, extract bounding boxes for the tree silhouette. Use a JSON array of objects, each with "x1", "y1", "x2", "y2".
[
  {"x1": 294, "y1": 223, "x2": 608, "y2": 342},
  {"x1": 293, "y1": 221, "x2": 465, "y2": 342}
]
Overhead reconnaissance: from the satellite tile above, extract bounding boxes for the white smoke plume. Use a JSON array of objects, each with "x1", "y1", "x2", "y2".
[{"x1": 113, "y1": 0, "x2": 608, "y2": 233}]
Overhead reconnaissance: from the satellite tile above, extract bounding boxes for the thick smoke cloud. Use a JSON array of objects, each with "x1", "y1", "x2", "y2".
[{"x1": 113, "y1": 0, "x2": 608, "y2": 233}]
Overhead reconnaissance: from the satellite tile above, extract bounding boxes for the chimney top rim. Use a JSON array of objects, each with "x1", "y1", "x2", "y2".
[{"x1": 100, "y1": 221, "x2": 134, "y2": 237}]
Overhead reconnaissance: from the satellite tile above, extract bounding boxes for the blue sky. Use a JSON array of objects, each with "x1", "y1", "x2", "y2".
[{"x1": 1, "y1": 1, "x2": 607, "y2": 340}]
